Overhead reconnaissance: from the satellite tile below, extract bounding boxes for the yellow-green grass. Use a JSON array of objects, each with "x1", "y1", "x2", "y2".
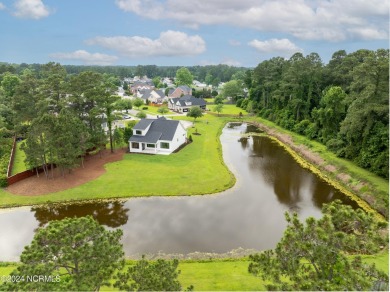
[
  {"x1": 178, "y1": 259, "x2": 265, "y2": 291},
  {"x1": 10, "y1": 142, "x2": 27, "y2": 176},
  {"x1": 143, "y1": 106, "x2": 174, "y2": 116},
  {"x1": 0, "y1": 115, "x2": 235, "y2": 208},
  {"x1": 358, "y1": 252, "x2": 389, "y2": 274},
  {"x1": 1, "y1": 253, "x2": 388, "y2": 291},
  {"x1": 0, "y1": 265, "x2": 16, "y2": 277},
  {"x1": 208, "y1": 104, "x2": 247, "y2": 115},
  {"x1": 204, "y1": 97, "x2": 215, "y2": 103}
]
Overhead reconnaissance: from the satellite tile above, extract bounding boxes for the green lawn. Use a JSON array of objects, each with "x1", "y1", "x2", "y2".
[
  {"x1": 208, "y1": 104, "x2": 247, "y2": 115},
  {"x1": 0, "y1": 115, "x2": 235, "y2": 207},
  {"x1": 204, "y1": 97, "x2": 215, "y2": 104},
  {"x1": 143, "y1": 106, "x2": 174, "y2": 116},
  {"x1": 178, "y1": 259, "x2": 265, "y2": 291},
  {"x1": 1, "y1": 253, "x2": 388, "y2": 291},
  {"x1": 358, "y1": 252, "x2": 389, "y2": 273},
  {"x1": 10, "y1": 142, "x2": 27, "y2": 176}
]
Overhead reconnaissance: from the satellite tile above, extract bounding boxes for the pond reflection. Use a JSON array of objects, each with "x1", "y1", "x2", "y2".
[
  {"x1": 0, "y1": 123, "x2": 358, "y2": 261},
  {"x1": 32, "y1": 201, "x2": 129, "y2": 228}
]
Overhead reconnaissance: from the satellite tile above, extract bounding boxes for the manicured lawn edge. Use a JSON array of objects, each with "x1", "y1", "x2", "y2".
[
  {"x1": 0, "y1": 116, "x2": 236, "y2": 209},
  {"x1": 246, "y1": 116, "x2": 388, "y2": 220}
]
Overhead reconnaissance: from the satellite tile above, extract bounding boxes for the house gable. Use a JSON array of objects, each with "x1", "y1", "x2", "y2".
[{"x1": 129, "y1": 117, "x2": 186, "y2": 155}]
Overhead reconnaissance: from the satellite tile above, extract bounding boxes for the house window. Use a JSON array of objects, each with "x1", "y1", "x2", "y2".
[
  {"x1": 136, "y1": 130, "x2": 142, "y2": 135},
  {"x1": 132, "y1": 142, "x2": 140, "y2": 149},
  {"x1": 160, "y1": 142, "x2": 169, "y2": 149},
  {"x1": 146, "y1": 143, "x2": 156, "y2": 148}
]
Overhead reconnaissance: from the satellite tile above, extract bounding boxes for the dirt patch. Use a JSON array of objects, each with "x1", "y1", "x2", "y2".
[
  {"x1": 336, "y1": 173, "x2": 351, "y2": 183},
  {"x1": 295, "y1": 145, "x2": 324, "y2": 165},
  {"x1": 324, "y1": 164, "x2": 338, "y2": 173},
  {"x1": 351, "y1": 182, "x2": 366, "y2": 192},
  {"x1": 6, "y1": 149, "x2": 126, "y2": 196}
]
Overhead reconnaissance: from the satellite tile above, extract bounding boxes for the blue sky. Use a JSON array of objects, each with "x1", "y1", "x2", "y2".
[{"x1": 0, "y1": 0, "x2": 388, "y2": 67}]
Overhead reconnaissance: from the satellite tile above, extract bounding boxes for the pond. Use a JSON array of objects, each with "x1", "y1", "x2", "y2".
[{"x1": 0, "y1": 123, "x2": 357, "y2": 261}]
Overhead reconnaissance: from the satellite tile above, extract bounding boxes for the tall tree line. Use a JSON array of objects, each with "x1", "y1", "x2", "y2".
[
  {"x1": 1, "y1": 62, "x2": 246, "y2": 83},
  {"x1": 0, "y1": 62, "x2": 120, "y2": 178},
  {"x1": 238, "y1": 49, "x2": 389, "y2": 178}
]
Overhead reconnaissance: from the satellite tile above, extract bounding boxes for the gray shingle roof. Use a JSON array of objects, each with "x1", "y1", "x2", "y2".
[
  {"x1": 133, "y1": 119, "x2": 153, "y2": 130},
  {"x1": 171, "y1": 95, "x2": 206, "y2": 107},
  {"x1": 155, "y1": 89, "x2": 165, "y2": 98},
  {"x1": 129, "y1": 117, "x2": 181, "y2": 143},
  {"x1": 130, "y1": 131, "x2": 162, "y2": 143},
  {"x1": 178, "y1": 85, "x2": 191, "y2": 91}
]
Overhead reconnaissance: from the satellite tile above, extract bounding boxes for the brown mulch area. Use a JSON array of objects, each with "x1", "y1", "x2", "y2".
[{"x1": 6, "y1": 149, "x2": 126, "y2": 196}]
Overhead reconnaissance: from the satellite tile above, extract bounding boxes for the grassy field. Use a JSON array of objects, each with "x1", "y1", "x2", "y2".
[
  {"x1": 143, "y1": 105, "x2": 175, "y2": 116},
  {"x1": 1, "y1": 253, "x2": 388, "y2": 291},
  {"x1": 204, "y1": 97, "x2": 215, "y2": 104},
  {"x1": 10, "y1": 142, "x2": 27, "y2": 176},
  {"x1": 0, "y1": 115, "x2": 235, "y2": 207},
  {"x1": 178, "y1": 259, "x2": 265, "y2": 291},
  {"x1": 207, "y1": 104, "x2": 247, "y2": 115}
]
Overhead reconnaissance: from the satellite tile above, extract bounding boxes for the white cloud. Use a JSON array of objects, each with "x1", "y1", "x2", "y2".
[
  {"x1": 13, "y1": 0, "x2": 51, "y2": 19},
  {"x1": 50, "y1": 50, "x2": 118, "y2": 65},
  {"x1": 248, "y1": 38, "x2": 303, "y2": 55},
  {"x1": 86, "y1": 30, "x2": 206, "y2": 57},
  {"x1": 220, "y1": 58, "x2": 242, "y2": 67},
  {"x1": 115, "y1": 0, "x2": 389, "y2": 41},
  {"x1": 0, "y1": 3, "x2": 6, "y2": 10},
  {"x1": 347, "y1": 27, "x2": 389, "y2": 40}
]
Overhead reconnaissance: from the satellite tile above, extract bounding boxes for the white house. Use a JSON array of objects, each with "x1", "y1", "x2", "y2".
[
  {"x1": 129, "y1": 117, "x2": 187, "y2": 155},
  {"x1": 137, "y1": 89, "x2": 166, "y2": 104}
]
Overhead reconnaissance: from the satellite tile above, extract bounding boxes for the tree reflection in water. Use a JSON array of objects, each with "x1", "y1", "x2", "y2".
[
  {"x1": 240, "y1": 125, "x2": 359, "y2": 210},
  {"x1": 32, "y1": 200, "x2": 130, "y2": 228}
]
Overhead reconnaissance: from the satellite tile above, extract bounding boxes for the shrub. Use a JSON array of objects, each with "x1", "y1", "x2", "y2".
[
  {"x1": 0, "y1": 174, "x2": 7, "y2": 187},
  {"x1": 304, "y1": 122, "x2": 319, "y2": 139},
  {"x1": 235, "y1": 98, "x2": 243, "y2": 108},
  {"x1": 326, "y1": 138, "x2": 345, "y2": 153},
  {"x1": 293, "y1": 119, "x2": 311, "y2": 135},
  {"x1": 142, "y1": 107, "x2": 148, "y2": 110},
  {"x1": 241, "y1": 99, "x2": 248, "y2": 109}
]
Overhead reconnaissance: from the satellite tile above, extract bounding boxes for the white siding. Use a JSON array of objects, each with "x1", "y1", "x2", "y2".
[
  {"x1": 129, "y1": 121, "x2": 187, "y2": 155},
  {"x1": 168, "y1": 123, "x2": 187, "y2": 152}
]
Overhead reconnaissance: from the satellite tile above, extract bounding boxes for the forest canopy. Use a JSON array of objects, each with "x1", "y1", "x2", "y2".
[{"x1": 239, "y1": 49, "x2": 389, "y2": 178}]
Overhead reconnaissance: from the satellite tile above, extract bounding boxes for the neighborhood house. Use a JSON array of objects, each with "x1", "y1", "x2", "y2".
[
  {"x1": 168, "y1": 85, "x2": 192, "y2": 98},
  {"x1": 129, "y1": 117, "x2": 187, "y2": 155},
  {"x1": 168, "y1": 95, "x2": 207, "y2": 113},
  {"x1": 137, "y1": 89, "x2": 166, "y2": 104}
]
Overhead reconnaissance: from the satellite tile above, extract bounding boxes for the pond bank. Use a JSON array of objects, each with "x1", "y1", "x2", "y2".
[{"x1": 246, "y1": 118, "x2": 387, "y2": 220}]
